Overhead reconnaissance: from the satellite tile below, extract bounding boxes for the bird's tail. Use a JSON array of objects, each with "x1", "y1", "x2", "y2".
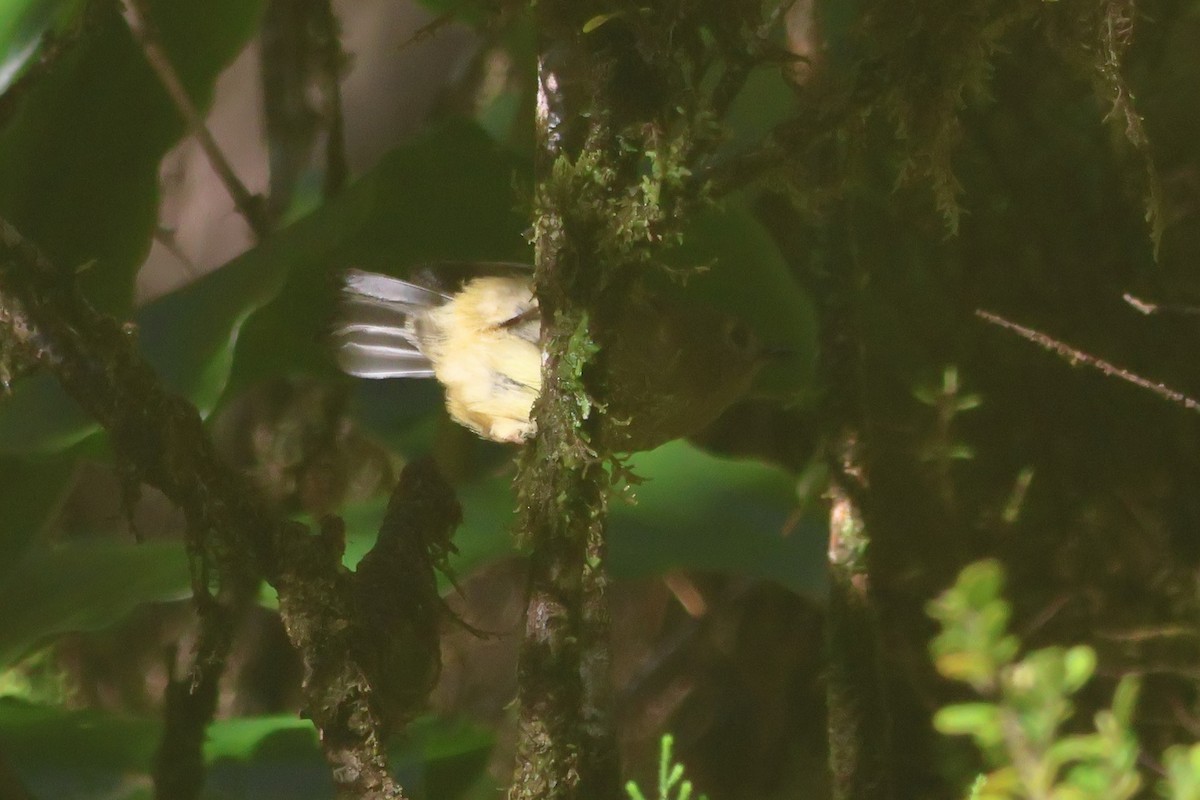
[{"x1": 332, "y1": 269, "x2": 447, "y2": 378}]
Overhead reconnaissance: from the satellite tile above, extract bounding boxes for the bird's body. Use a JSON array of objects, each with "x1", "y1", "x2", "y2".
[
  {"x1": 334, "y1": 269, "x2": 541, "y2": 442},
  {"x1": 333, "y1": 266, "x2": 765, "y2": 451}
]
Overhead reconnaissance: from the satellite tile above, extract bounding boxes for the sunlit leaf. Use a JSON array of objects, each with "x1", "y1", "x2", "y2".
[{"x1": 0, "y1": 0, "x2": 86, "y2": 94}]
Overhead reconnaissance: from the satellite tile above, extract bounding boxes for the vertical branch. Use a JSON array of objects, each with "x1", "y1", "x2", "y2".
[
  {"x1": 579, "y1": 511, "x2": 619, "y2": 792},
  {"x1": 755, "y1": 190, "x2": 895, "y2": 797},
  {"x1": 825, "y1": 436, "x2": 893, "y2": 800},
  {"x1": 152, "y1": 594, "x2": 235, "y2": 800},
  {"x1": 509, "y1": 9, "x2": 626, "y2": 800},
  {"x1": 817, "y1": 207, "x2": 894, "y2": 799}
]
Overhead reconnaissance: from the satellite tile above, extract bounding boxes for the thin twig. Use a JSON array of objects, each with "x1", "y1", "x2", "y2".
[
  {"x1": 1123, "y1": 292, "x2": 1200, "y2": 317},
  {"x1": 122, "y1": 0, "x2": 269, "y2": 238},
  {"x1": 397, "y1": 9, "x2": 458, "y2": 52},
  {"x1": 975, "y1": 309, "x2": 1200, "y2": 413}
]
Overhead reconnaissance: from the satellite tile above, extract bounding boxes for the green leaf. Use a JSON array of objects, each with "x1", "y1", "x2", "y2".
[
  {"x1": 0, "y1": 454, "x2": 75, "y2": 581},
  {"x1": 0, "y1": 0, "x2": 86, "y2": 94},
  {"x1": 223, "y1": 120, "x2": 530, "y2": 400},
  {"x1": 196, "y1": 714, "x2": 312, "y2": 762},
  {"x1": 663, "y1": 197, "x2": 819, "y2": 397},
  {"x1": 1109, "y1": 675, "x2": 1140, "y2": 728},
  {"x1": 0, "y1": 0, "x2": 266, "y2": 315},
  {"x1": 1161, "y1": 744, "x2": 1200, "y2": 800},
  {"x1": 608, "y1": 441, "x2": 824, "y2": 594},
  {"x1": 205, "y1": 705, "x2": 494, "y2": 798},
  {"x1": 933, "y1": 702, "x2": 1001, "y2": 737},
  {"x1": 720, "y1": 66, "x2": 796, "y2": 156},
  {"x1": 0, "y1": 374, "x2": 97, "y2": 455},
  {"x1": 1044, "y1": 733, "x2": 1109, "y2": 769},
  {"x1": 582, "y1": 12, "x2": 623, "y2": 33},
  {"x1": 334, "y1": 441, "x2": 823, "y2": 598},
  {"x1": 1061, "y1": 646, "x2": 1097, "y2": 693},
  {"x1": 0, "y1": 0, "x2": 266, "y2": 453},
  {"x1": 0, "y1": 700, "x2": 492, "y2": 800},
  {"x1": 0, "y1": 540, "x2": 190, "y2": 668},
  {"x1": 0, "y1": 697, "x2": 158, "y2": 797},
  {"x1": 959, "y1": 559, "x2": 1005, "y2": 607}
]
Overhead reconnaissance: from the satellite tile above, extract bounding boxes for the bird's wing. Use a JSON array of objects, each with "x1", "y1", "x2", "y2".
[{"x1": 334, "y1": 270, "x2": 447, "y2": 379}]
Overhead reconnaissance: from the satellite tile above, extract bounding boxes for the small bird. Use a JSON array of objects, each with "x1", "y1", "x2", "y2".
[{"x1": 332, "y1": 265, "x2": 768, "y2": 452}]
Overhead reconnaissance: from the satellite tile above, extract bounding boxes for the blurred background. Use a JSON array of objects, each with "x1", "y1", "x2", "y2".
[{"x1": 2, "y1": 0, "x2": 1200, "y2": 797}]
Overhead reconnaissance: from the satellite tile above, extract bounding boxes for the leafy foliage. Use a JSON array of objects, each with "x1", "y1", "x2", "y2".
[
  {"x1": 0, "y1": 699, "x2": 492, "y2": 800},
  {"x1": 626, "y1": 734, "x2": 708, "y2": 800},
  {"x1": 930, "y1": 561, "x2": 1200, "y2": 800}
]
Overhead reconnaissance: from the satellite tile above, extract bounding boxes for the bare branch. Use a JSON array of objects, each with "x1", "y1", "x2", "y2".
[
  {"x1": 975, "y1": 309, "x2": 1200, "y2": 414},
  {"x1": 122, "y1": 0, "x2": 269, "y2": 238}
]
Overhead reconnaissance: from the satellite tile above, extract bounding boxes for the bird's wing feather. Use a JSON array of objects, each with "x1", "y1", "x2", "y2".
[
  {"x1": 410, "y1": 261, "x2": 533, "y2": 296},
  {"x1": 333, "y1": 336, "x2": 436, "y2": 378},
  {"x1": 335, "y1": 270, "x2": 446, "y2": 378},
  {"x1": 343, "y1": 269, "x2": 450, "y2": 307}
]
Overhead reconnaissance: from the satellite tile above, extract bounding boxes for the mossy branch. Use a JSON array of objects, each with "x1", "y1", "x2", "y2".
[
  {"x1": 0, "y1": 218, "x2": 458, "y2": 800},
  {"x1": 808, "y1": 202, "x2": 895, "y2": 799},
  {"x1": 508, "y1": 12, "x2": 622, "y2": 798}
]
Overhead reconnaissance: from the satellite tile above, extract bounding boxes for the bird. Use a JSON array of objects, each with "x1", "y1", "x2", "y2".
[{"x1": 332, "y1": 264, "x2": 769, "y2": 452}]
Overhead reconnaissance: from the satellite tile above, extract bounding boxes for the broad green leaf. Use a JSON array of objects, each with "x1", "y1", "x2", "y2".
[
  {"x1": 721, "y1": 66, "x2": 797, "y2": 155},
  {"x1": 0, "y1": 697, "x2": 157, "y2": 798},
  {"x1": 0, "y1": 454, "x2": 75, "y2": 581},
  {"x1": 0, "y1": 0, "x2": 266, "y2": 453},
  {"x1": 338, "y1": 441, "x2": 824, "y2": 597},
  {"x1": 0, "y1": 375, "x2": 95, "y2": 454},
  {"x1": 224, "y1": 120, "x2": 530, "y2": 400},
  {"x1": 0, "y1": 540, "x2": 190, "y2": 668},
  {"x1": 0, "y1": 701, "x2": 492, "y2": 800},
  {"x1": 609, "y1": 441, "x2": 825, "y2": 594},
  {"x1": 203, "y1": 714, "x2": 316, "y2": 762},
  {"x1": 0, "y1": 0, "x2": 266, "y2": 315},
  {"x1": 0, "y1": 0, "x2": 86, "y2": 95},
  {"x1": 664, "y1": 198, "x2": 819, "y2": 397}
]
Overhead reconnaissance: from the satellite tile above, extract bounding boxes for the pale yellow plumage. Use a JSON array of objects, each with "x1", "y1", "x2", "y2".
[
  {"x1": 333, "y1": 266, "x2": 766, "y2": 450},
  {"x1": 422, "y1": 277, "x2": 541, "y2": 442},
  {"x1": 334, "y1": 270, "x2": 543, "y2": 443}
]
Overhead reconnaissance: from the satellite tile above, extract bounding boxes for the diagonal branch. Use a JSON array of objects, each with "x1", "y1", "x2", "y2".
[
  {"x1": 976, "y1": 309, "x2": 1200, "y2": 413},
  {"x1": 0, "y1": 217, "x2": 454, "y2": 800},
  {"x1": 122, "y1": 0, "x2": 270, "y2": 238}
]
